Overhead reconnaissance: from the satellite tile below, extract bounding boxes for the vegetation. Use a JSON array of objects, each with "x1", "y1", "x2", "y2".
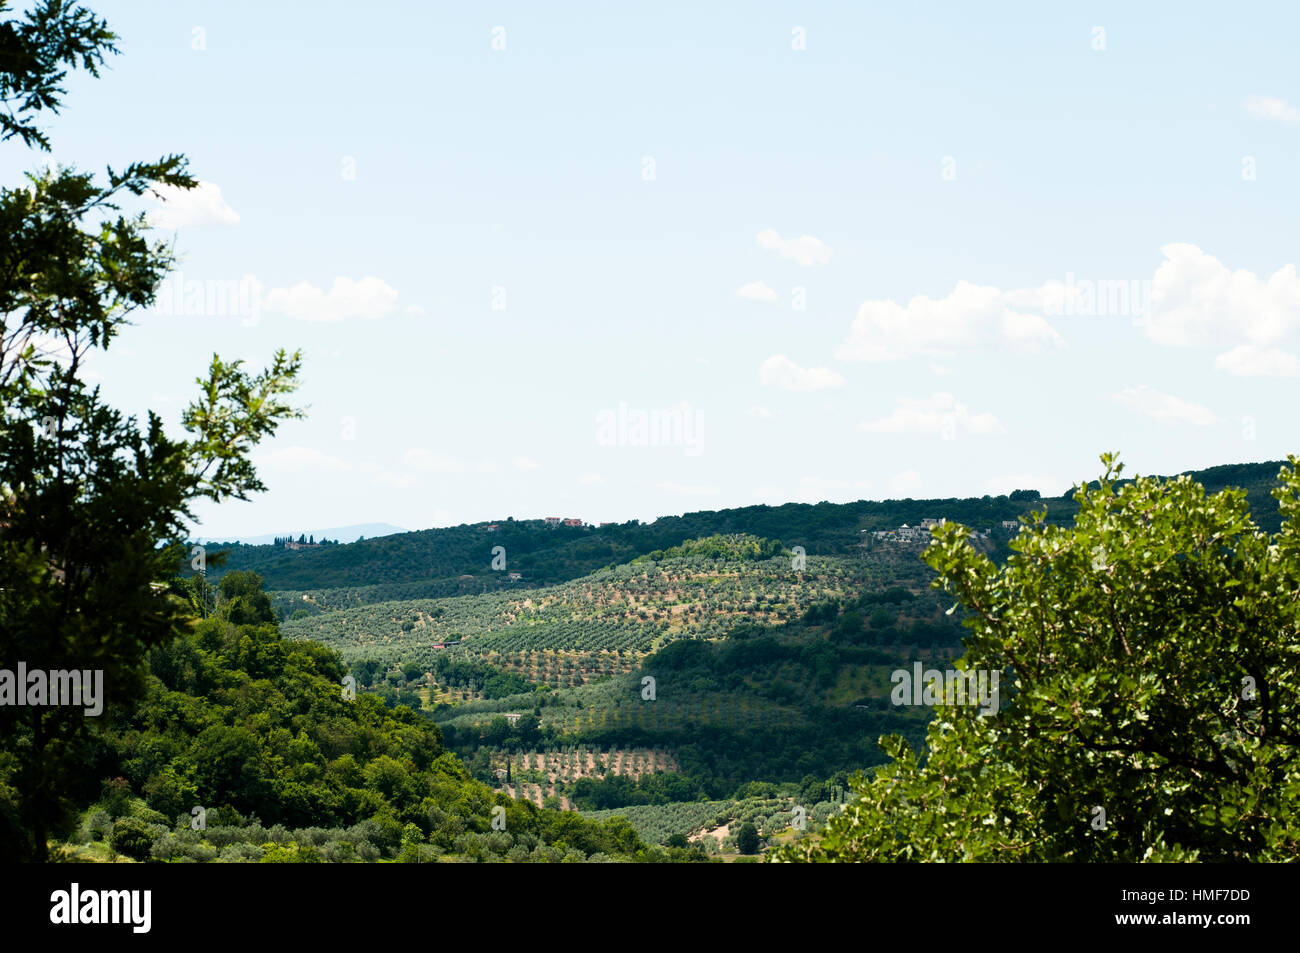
[
  {"x1": 0, "y1": 0, "x2": 306, "y2": 861},
  {"x1": 52, "y1": 572, "x2": 692, "y2": 862},
  {"x1": 203, "y1": 462, "x2": 1289, "y2": 611},
  {"x1": 775, "y1": 455, "x2": 1300, "y2": 862}
]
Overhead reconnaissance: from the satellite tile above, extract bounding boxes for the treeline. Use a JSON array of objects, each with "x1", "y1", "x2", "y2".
[
  {"x1": 272, "y1": 534, "x2": 341, "y2": 546},
  {"x1": 427, "y1": 655, "x2": 536, "y2": 700},
  {"x1": 196, "y1": 460, "x2": 1288, "y2": 607}
]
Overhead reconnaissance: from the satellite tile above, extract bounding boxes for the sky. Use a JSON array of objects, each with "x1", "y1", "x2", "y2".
[{"x1": 7, "y1": 1, "x2": 1299, "y2": 537}]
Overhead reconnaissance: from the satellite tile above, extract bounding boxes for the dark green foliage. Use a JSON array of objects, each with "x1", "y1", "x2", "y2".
[
  {"x1": 109, "y1": 817, "x2": 154, "y2": 860},
  {"x1": 81, "y1": 573, "x2": 665, "y2": 861},
  {"x1": 430, "y1": 655, "x2": 535, "y2": 700},
  {"x1": 0, "y1": 0, "x2": 117, "y2": 150},
  {"x1": 569, "y1": 773, "x2": 708, "y2": 810},
  {"x1": 735, "y1": 821, "x2": 760, "y2": 854},
  {"x1": 0, "y1": 0, "x2": 306, "y2": 861},
  {"x1": 218, "y1": 570, "x2": 276, "y2": 626}
]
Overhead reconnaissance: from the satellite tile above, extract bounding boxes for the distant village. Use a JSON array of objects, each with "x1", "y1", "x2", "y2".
[
  {"x1": 279, "y1": 534, "x2": 338, "y2": 551},
  {"x1": 482, "y1": 517, "x2": 619, "y2": 531}
]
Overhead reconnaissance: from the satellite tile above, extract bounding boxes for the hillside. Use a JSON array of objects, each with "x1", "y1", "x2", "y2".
[
  {"x1": 48, "y1": 576, "x2": 699, "y2": 863},
  {"x1": 202, "y1": 459, "x2": 1295, "y2": 855},
  {"x1": 199, "y1": 460, "x2": 1289, "y2": 612},
  {"x1": 277, "y1": 535, "x2": 968, "y2": 804}
]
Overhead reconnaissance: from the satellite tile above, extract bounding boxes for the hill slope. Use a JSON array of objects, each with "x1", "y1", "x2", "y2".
[{"x1": 200, "y1": 460, "x2": 1290, "y2": 610}]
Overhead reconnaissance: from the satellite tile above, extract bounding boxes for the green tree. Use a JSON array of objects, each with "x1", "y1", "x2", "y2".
[
  {"x1": 109, "y1": 816, "x2": 154, "y2": 861},
  {"x1": 776, "y1": 454, "x2": 1300, "y2": 862},
  {"x1": 0, "y1": 1, "x2": 303, "y2": 861},
  {"x1": 218, "y1": 570, "x2": 276, "y2": 625},
  {"x1": 735, "y1": 821, "x2": 760, "y2": 855}
]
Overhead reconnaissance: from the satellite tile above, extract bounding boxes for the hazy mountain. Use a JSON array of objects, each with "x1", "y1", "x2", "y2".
[{"x1": 196, "y1": 522, "x2": 408, "y2": 546}]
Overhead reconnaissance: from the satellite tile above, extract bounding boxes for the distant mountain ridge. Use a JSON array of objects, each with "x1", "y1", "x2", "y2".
[
  {"x1": 197, "y1": 459, "x2": 1290, "y2": 603},
  {"x1": 195, "y1": 522, "x2": 407, "y2": 546}
]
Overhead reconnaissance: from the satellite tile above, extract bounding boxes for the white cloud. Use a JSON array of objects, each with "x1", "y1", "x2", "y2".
[
  {"x1": 1113, "y1": 386, "x2": 1218, "y2": 426},
  {"x1": 657, "y1": 482, "x2": 719, "y2": 495},
  {"x1": 403, "y1": 304, "x2": 426, "y2": 317},
  {"x1": 579, "y1": 473, "x2": 604, "y2": 486},
  {"x1": 264, "y1": 276, "x2": 400, "y2": 322},
  {"x1": 148, "y1": 181, "x2": 240, "y2": 228},
  {"x1": 758, "y1": 354, "x2": 846, "y2": 391},
  {"x1": 477, "y1": 460, "x2": 499, "y2": 474},
  {"x1": 257, "y1": 445, "x2": 349, "y2": 471},
  {"x1": 838, "y1": 281, "x2": 1064, "y2": 362},
  {"x1": 736, "y1": 281, "x2": 779, "y2": 302},
  {"x1": 403, "y1": 449, "x2": 465, "y2": 473},
  {"x1": 1215, "y1": 344, "x2": 1300, "y2": 378},
  {"x1": 860, "y1": 392, "x2": 1006, "y2": 436},
  {"x1": 1145, "y1": 244, "x2": 1300, "y2": 349},
  {"x1": 751, "y1": 485, "x2": 783, "y2": 500},
  {"x1": 513, "y1": 456, "x2": 540, "y2": 470},
  {"x1": 1244, "y1": 95, "x2": 1300, "y2": 123},
  {"x1": 889, "y1": 469, "x2": 923, "y2": 497},
  {"x1": 837, "y1": 245, "x2": 1300, "y2": 364},
  {"x1": 749, "y1": 405, "x2": 773, "y2": 418},
  {"x1": 756, "y1": 228, "x2": 832, "y2": 267},
  {"x1": 375, "y1": 471, "x2": 417, "y2": 489}
]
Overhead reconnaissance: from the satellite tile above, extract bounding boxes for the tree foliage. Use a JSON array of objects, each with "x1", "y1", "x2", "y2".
[
  {"x1": 0, "y1": 1, "x2": 302, "y2": 860},
  {"x1": 775, "y1": 455, "x2": 1300, "y2": 862}
]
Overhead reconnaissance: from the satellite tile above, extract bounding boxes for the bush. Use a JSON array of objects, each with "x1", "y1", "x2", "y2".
[
  {"x1": 217, "y1": 843, "x2": 263, "y2": 863},
  {"x1": 110, "y1": 818, "x2": 157, "y2": 861},
  {"x1": 260, "y1": 842, "x2": 321, "y2": 863},
  {"x1": 79, "y1": 808, "x2": 112, "y2": 844}
]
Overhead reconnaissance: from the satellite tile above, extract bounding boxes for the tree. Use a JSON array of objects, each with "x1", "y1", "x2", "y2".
[
  {"x1": 109, "y1": 817, "x2": 153, "y2": 861},
  {"x1": 0, "y1": 2, "x2": 303, "y2": 861},
  {"x1": 775, "y1": 454, "x2": 1300, "y2": 862},
  {"x1": 218, "y1": 570, "x2": 276, "y2": 625},
  {"x1": 735, "y1": 821, "x2": 760, "y2": 855}
]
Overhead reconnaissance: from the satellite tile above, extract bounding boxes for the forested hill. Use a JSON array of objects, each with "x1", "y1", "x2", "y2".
[{"x1": 199, "y1": 459, "x2": 1289, "y2": 601}]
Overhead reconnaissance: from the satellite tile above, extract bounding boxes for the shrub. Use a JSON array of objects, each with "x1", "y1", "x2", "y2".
[{"x1": 110, "y1": 818, "x2": 156, "y2": 861}]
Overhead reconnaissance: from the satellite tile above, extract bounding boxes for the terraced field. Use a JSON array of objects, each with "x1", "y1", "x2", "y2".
[{"x1": 282, "y1": 550, "x2": 935, "y2": 673}]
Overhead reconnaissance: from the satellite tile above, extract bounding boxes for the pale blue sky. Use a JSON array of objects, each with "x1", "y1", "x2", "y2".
[{"x1": 10, "y1": 1, "x2": 1299, "y2": 535}]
